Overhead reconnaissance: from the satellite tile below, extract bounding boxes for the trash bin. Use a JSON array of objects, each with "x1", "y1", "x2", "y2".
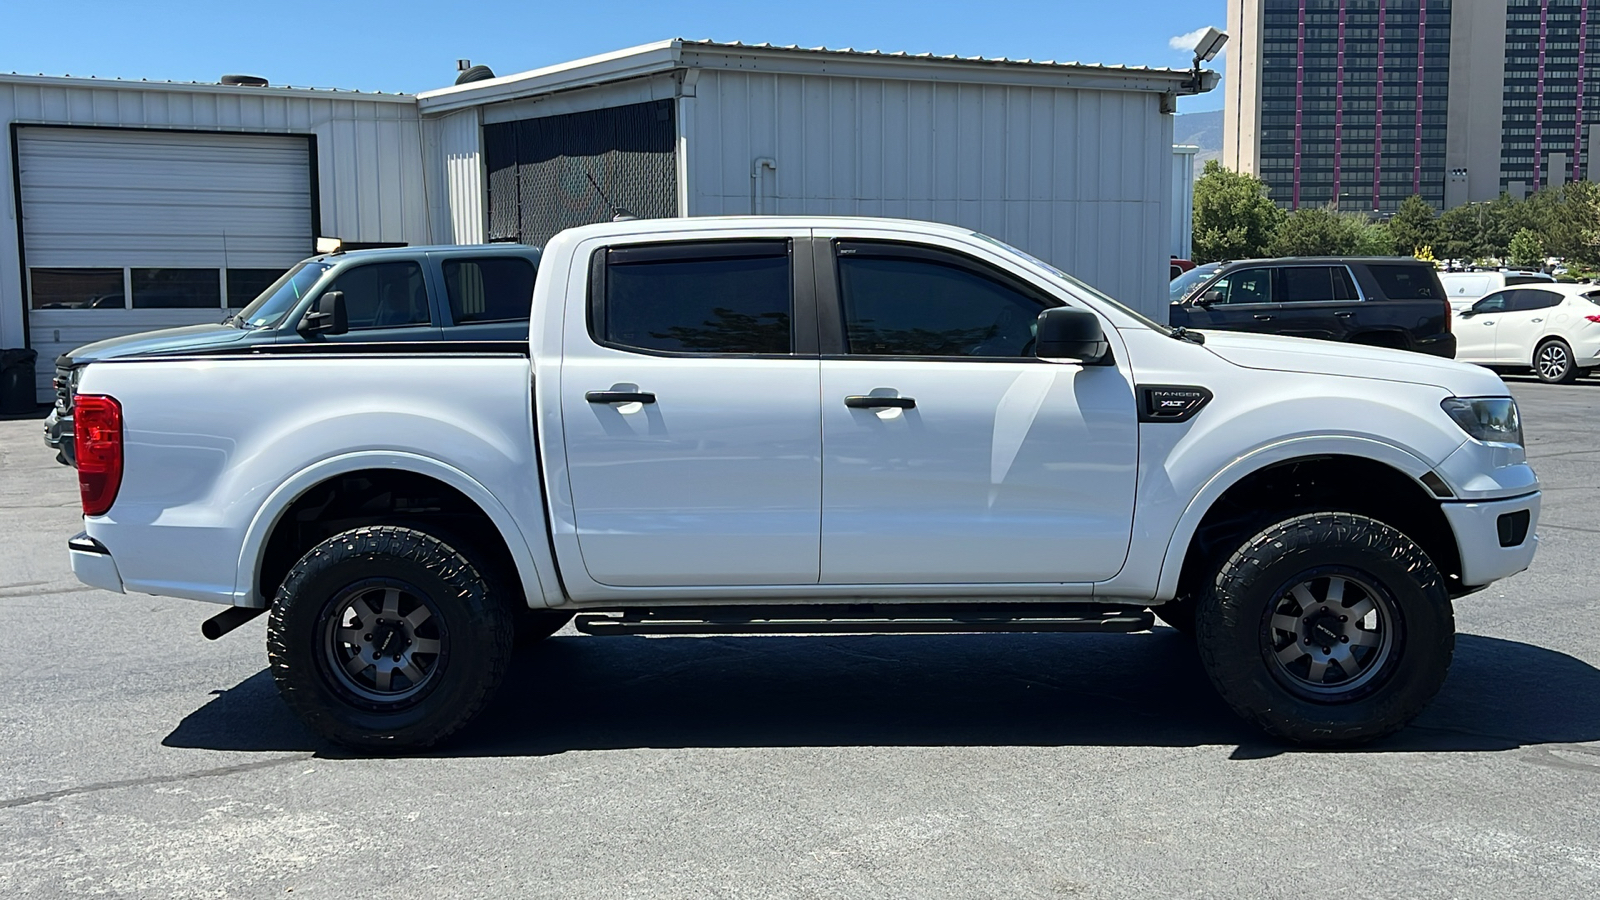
[{"x1": 0, "y1": 348, "x2": 39, "y2": 414}]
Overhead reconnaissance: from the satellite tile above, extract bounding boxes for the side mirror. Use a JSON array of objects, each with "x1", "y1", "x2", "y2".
[
  {"x1": 1195, "y1": 289, "x2": 1224, "y2": 307},
  {"x1": 1034, "y1": 307, "x2": 1111, "y2": 365},
  {"x1": 299, "y1": 290, "x2": 347, "y2": 336},
  {"x1": 1458, "y1": 308, "x2": 1475, "y2": 318}
]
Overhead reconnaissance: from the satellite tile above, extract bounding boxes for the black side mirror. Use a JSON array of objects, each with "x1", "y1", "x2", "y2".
[
  {"x1": 1034, "y1": 307, "x2": 1111, "y2": 365},
  {"x1": 299, "y1": 290, "x2": 347, "y2": 336},
  {"x1": 1459, "y1": 308, "x2": 1475, "y2": 318},
  {"x1": 1195, "y1": 289, "x2": 1224, "y2": 307}
]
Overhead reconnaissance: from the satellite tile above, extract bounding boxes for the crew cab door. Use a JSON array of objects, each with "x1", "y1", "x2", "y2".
[
  {"x1": 1269, "y1": 265, "x2": 1362, "y2": 341},
  {"x1": 556, "y1": 233, "x2": 821, "y2": 587},
  {"x1": 813, "y1": 235, "x2": 1137, "y2": 584},
  {"x1": 1182, "y1": 266, "x2": 1279, "y2": 334},
  {"x1": 431, "y1": 253, "x2": 538, "y2": 341},
  {"x1": 304, "y1": 260, "x2": 443, "y2": 343},
  {"x1": 1455, "y1": 290, "x2": 1510, "y2": 362}
]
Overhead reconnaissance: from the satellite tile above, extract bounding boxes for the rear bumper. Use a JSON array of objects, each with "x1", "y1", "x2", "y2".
[
  {"x1": 1441, "y1": 492, "x2": 1540, "y2": 588},
  {"x1": 68, "y1": 533, "x2": 124, "y2": 594},
  {"x1": 43, "y1": 409, "x2": 75, "y2": 466}
]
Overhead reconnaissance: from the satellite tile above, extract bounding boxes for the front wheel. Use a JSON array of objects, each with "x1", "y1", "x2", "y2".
[
  {"x1": 1195, "y1": 512, "x2": 1454, "y2": 745},
  {"x1": 267, "y1": 525, "x2": 513, "y2": 751},
  {"x1": 1535, "y1": 338, "x2": 1579, "y2": 384}
]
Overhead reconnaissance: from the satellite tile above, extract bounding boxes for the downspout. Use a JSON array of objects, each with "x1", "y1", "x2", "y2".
[{"x1": 751, "y1": 157, "x2": 777, "y2": 215}]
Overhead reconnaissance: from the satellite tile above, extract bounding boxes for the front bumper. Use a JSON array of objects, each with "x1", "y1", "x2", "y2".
[
  {"x1": 1440, "y1": 492, "x2": 1541, "y2": 588},
  {"x1": 68, "y1": 533, "x2": 124, "y2": 594}
]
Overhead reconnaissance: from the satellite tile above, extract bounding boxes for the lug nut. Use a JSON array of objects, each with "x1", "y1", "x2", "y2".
[
  {"x1": 1340, "y1": 636, "x2": 1349, "y2": 643},
  {"x1": 1340, "y1": 616, "x2": 1348, "y2": 622}
]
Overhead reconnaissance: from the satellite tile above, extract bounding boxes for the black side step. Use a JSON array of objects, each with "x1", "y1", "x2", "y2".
[{"x1": 573, "y1": 603, "x2": 1153, "y2": 637}]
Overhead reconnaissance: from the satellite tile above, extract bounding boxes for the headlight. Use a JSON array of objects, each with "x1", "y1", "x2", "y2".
[{"x1": 1441, "y1": 397, "x2": 1522, "y2": 446}]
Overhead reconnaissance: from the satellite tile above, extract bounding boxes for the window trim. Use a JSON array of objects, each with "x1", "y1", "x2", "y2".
[
  {"x1": 312, "y1": 259, "x2": 434, "y2": 332},
  {"x1": 585, "y1": 237, "x2": 817, "y2": 358},
  {"x1": 439, "y1": 255, "x2": 538, "y2": 327},
  {"x1": 818, "y1": 238, "x2": 1063, "y2": 361}
]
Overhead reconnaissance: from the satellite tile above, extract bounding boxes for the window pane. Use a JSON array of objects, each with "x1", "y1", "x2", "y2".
[
  {"x1": 443, "y1": 257, "x2": 536, "y2": 324},
  {"x1": 29, "y1": 268, "x2": 124, "y2": 309},
  {"x1": 227, "y1": 269, "x2": 288, "y2": 309},
  {"x1": 1333, "y1": 267, "x2": 1359, "y2": 301},
  {"x1": 1367, "y1": 264, "x2": 1443, "y2": 300},
  {"x1": 1214, "y1": 267, "x2": 1274, "y2": 304},
  {"x1": 604, "y1": 246, "x2": 791, "y2": 354},
  {"x1": 837, "y1": 255, "x2": 1046, "y2": 357},
  {"x1": 1513, "y1": 289, "x2": 1563, "y2": 311},
  {"x1": 322, "y1": 262, "x2": 430, "y2": 330},
  {"x1": 131, "y1": 269, "x2": 221, "y2": 309},
  {"x1": 1472, "y1": 292, "x2": 1509, "y2": 313},
  {"x1": 1279, "y1": 267, "x2": 1338, "y2": 302}
]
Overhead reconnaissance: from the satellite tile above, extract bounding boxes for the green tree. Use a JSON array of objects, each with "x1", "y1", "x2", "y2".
[
  {"x1": 1437, "y1": 203, "x2": 1488, "y2": 262},
  {"x1": 1561, "y1": 180, "x2": 1600, "y2": 266},
  {"x1": 1191, "y1": 160, "x2": 1285, "y2": 263},
  {"x1": 1356, "y1": 220, "x2": 1394, "y2": 256},
  {"x1": 1508, "y1": 227, "x2": 1545, "y2": 270},
  {"x1": 1267, "y1": 206, "x2": 1376, "y2": 257},
  {"x1": 1387, "y1": 194, "x2": 1438, "y2": 255}
]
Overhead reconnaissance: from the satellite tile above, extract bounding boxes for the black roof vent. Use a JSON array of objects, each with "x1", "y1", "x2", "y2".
[
  {"x1": 220, "y1": 74, "x2": 269, "y2": 87},
  {"x1": 455, "y1": 64, "x2": 495, "y2": 85}
]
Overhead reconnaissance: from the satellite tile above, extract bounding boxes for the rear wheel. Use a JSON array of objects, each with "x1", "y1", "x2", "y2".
[
  {"x1": 1195, "y1": 512, "x2": 1454, "y2": 745},
  {"x1": 267, "y1": 525, "x2": 513, "y2": 751},
  {"x1": 1535, "y1": 338, "x2": 1579, "y2": 384}
]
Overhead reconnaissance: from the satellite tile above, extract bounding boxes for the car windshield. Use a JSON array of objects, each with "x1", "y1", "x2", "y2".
[
  {"x1": 1170, "y1": 262, "x2": 1221, "y2": 301},
  {"x1": 236, "y1": 262, "x2": 333, "y2": 328},
  {"x1": 971, "y1": 232, "x2": 1172, "y2": 332}
]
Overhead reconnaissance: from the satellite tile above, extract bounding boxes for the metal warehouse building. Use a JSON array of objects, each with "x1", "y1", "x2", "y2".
[{"x1": 2, "y1": 40, "x2": 1211, "y2": 403}]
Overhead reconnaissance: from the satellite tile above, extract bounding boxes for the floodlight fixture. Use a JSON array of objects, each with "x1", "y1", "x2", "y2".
[{"x1": 1193, "y1": 27, "x2": 1228, "y2": 65}]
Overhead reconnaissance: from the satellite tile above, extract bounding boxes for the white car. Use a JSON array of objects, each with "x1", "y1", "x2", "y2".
[
  {"x1": 1439, "y1": 270, "x2": 1555, "y2": 312},
  {"x1": 63, "y1": 216, "x2": 1539, "y2": 750},
  {"x1": 1454, "y1": 282, "x2": 1600, "y2": 383}
]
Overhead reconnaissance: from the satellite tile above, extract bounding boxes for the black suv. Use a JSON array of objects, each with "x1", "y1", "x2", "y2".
[{"x1": 1169, "y1": 258, "x2": 1455, "y2": 358}]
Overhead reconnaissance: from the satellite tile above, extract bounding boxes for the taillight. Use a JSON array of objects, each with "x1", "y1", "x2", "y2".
[
  {"x1": 74, "y1": 394, "x2": 123, "y2": 516},
  {"x1": 1444, "y1": 300, "x2": 1453, "y2": 333},
  {"x1": 1585, "y1": 314, "x2": 1600, "y2": 324}
]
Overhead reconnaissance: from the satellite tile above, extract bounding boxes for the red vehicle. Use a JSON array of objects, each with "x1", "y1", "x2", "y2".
[{"x1": 1170, "y1": 258, "x2": 1197, "y2": 279}]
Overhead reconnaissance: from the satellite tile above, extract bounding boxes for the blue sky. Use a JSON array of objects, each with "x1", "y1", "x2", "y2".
[{"x1": 1, "y1": 0, "x2": 1228, "y2": 112}]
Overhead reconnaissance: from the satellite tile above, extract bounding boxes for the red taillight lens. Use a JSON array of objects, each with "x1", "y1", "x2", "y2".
[
  {"x1": 1585, "y1": 314, "x2": 1600, "y2": 324},
  {"x1": 73, "y1": 394, "x2": 123, "y2": 516},
  {"x1": 1444, "y1": 300, "x2": 1453, "y2": 333}
]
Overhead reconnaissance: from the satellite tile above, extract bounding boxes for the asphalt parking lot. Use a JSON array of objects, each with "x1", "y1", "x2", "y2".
[{"x1": 2, "y1": 378, "x2": 1598, "y2": 899}]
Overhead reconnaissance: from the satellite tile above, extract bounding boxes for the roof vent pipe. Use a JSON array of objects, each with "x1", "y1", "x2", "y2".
[{"x1": 220, "y1": 74, "x2": 269, "y2": 87}]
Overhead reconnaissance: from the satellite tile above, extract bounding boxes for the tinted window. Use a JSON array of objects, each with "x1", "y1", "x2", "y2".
[
  {"x1": 323, "y1": 262, "x2": 430, "y2": 330},
  {"x1": 1504, "y1": 274, "x2": 1555, "y2": 286},
  {"x1": 1510, "y1": 289, "x2": 1563, "y2": 312},
  {"x1": 601, "y1": 241, "x2": 791, "y2": 354},
  {"x1": 837, "y1": 250, "x2": 1048, "y2": 357},
  {"x1": 239, "y1": 263, "x2": 332, "y2": 328},
  {"x1": 443, "y1": 257, "x2": 537, "y2": 324},
  {"x1": 1278, "y1": 266, "x2": 1359, "y2": 302},
  {"x1": 226, "y1": 269, "x2": 287, "y2": 309},
  {"x1": 1367, "y1": 264, "x2": 1443, "y2": 300},
  {"x1": 1209, "y1": 267, "x2": 1274, "y2": 304},
  {"x1": 29, "y1": 268, "x2": 124, "y2": 309},
  {"x1": 1470, "y1": 292, "x2": 1511, "y2": 314}
]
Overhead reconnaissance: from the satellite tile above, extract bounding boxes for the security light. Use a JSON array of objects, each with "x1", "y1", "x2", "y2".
[{"x1": 1193, "y1": 27, "x2": 1229, "y2": 65}]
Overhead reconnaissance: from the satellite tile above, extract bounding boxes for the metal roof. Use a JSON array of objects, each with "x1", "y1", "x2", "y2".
[
  {"x1": 0, "y1": 72, "x2": 414, "y2": 102},
  {"x1": 416, "y1": 38, "x2": 1211, "y2": 115}
]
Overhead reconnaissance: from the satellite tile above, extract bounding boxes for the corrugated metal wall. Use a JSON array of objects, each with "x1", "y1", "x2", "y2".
[
  {"x1": 0, "y1": 79, "x2": 431, "y2": 361},
  {"x1": 432, "y1": 108, "x2": 485, "y2": 244},
  {"x1": 682, "y1": 70, "x2": 1174, "y2": 318}
]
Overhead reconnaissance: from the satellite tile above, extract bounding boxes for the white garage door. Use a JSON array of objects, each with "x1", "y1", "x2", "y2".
[{"x1": 18, "y1": 127, "x2": 313, "y2": 401}]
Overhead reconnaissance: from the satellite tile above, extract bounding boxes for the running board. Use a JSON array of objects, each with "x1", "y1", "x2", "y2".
[{"x1": 573, "y1": 603, "x2": 1153, "y2": 636}]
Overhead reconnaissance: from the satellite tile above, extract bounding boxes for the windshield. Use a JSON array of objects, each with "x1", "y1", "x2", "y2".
[
  {"x1": 1170, "y1": 262, "x2": 1221, "y2": 302},
  {"x1": 236, "y1": 262, "x2": 333, "y2": 328},
  {"x1": 972, "y1": 232, "x2": 1173, "y2": 332}
]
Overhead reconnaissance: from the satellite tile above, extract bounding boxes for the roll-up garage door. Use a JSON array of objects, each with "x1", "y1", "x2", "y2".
[{"x1": 17, "y1": 127, "x2": 314, "y2": 401}]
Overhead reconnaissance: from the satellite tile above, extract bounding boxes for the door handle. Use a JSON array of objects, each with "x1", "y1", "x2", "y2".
[
  {"x1": 586, "y1": 391, "x2": 656, "y2": 404},
  {"x1": 845, "y1": 395, "x2": 916, "y2": 410},
  {"x1": 1252, "y1": 314, "x2": 1273, "y2": 321},
  {"x1": 1532, "y1": 318, "x2": 1543, "y2": 323},
  {"x1": 1334, "y1": 311, "x2": 1354, "y2": 318}
]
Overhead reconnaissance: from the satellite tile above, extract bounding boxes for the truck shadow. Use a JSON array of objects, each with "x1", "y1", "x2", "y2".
[{"x1": 163, "y1": 631, "x2": 1600, "y2": 758}]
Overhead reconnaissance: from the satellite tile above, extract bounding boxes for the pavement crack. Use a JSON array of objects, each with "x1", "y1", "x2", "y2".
[{"x1": 0, "y1": 753, "x2": 315, "y2": 810}]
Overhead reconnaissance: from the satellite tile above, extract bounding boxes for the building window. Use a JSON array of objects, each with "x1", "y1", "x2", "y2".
[
  {"x1": 28, "y1": 268, "x2": 125, "y2": 310},
  {"x1": 130, "y1": 269, "x2": 222, "y2": 309}
]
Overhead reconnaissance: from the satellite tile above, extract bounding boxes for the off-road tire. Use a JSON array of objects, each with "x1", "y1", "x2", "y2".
[
  {"x1": 1195, "y1": 512, "x2": 1454, "y2": 745},
  {"x1": 267, "y1": 525, "x2": 513, "y2": 751}
]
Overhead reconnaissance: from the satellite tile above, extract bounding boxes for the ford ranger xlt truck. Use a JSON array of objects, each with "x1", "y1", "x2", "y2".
[
  {"x1": 64, "y1": 217, "x2": 1540, "y2": 751},
  {"x1": 45, "y1": 243, "x2": 541, "y2": 465}
]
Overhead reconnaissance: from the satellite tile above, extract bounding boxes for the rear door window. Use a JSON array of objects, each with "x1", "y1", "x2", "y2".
[
  {"x1": 1278, "y1": 266, "x2": 1359, "y2": 302},
  {"x1": 1366, "y1": 264, "x2": 1444, "y2": 300},
  {"x1": 1509, "y1": 289, "x2": 1563, "y2": 311},
  {"x1": 597, "y1": 240, "x2": 792, "y2": 354},
  {"x1": 443, "y1": 257, "x2": 537, "y2": 325}
]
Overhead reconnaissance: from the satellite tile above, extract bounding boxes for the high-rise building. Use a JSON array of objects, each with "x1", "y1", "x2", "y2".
[{"x1": 1223, "y1": 0, "x2": 1600, "y2": 212}]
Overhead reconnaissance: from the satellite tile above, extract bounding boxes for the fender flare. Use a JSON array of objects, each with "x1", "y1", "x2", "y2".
[
  {"x1": 231, "y1": 451, "x2": 554, "y2": 609},
  {"x1": 1152, "y1": 434, "x2": 1441, "y2": 601}
]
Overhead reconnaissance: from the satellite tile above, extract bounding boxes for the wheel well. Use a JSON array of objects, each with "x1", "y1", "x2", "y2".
[
  {"x1": 258, "y1": 469, "x2": 523, "y2": 609},
  {"x1": 1176, "y1": 455, "x2": 1463, "y2": 603}
]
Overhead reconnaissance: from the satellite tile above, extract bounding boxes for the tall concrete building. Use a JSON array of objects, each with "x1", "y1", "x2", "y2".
[{"x1": 1223, "y1": 0, "x2": 1600, "y2": 212}]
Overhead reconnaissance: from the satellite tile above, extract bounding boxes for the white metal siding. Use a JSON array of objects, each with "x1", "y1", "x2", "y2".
[
  {"x1": 0, "y1": 78, "x2": 430, "y2": 402},
  {"x1": 18, "y1": 127, "x2": 312, "y2": 268},
  {"x1": 437, "y1": 108, "x2": 485, "y2": 243},
  {"x1": 683, "y1": 70, "x2": 1174, "y2": 319}
]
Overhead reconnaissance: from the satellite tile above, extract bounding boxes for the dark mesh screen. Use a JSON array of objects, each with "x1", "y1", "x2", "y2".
[{"x1": 484, "y1": 99, "x2": 678, "y2": 249}]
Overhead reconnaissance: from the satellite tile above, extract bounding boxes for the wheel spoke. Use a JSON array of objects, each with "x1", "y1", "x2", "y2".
[
  {"x1": 381, "y1": 588, "x2": 401, "y2": 618},
  {"x1": 1306, "y1": 657, "x2": 1330, "y2": 683},
  {"x1": 349, "y1": 596, "x2": 378, "y2": 624},
  {"x1": 373, "y1": 664, "x2": 394, "y2": 691},
  {"x1": 397, "y1": 660, "x2": 426, "y2": 685},
  {"x1": 1330, "y1": 644, "x2": 1362, "y2": 677},
  {"x1": 1290, "y1": 584, "x2": 1319, "y2": 613},
  {"x1": 403, "y1": 604, "x2": 433, "y2": 629},
  {"x1": 1270, "y1": 613, "x2": 1301, "y2": 634},
  {"x1": 1324, "y1": 577, "x2": 1347, "y2": 606},
  {"x1": 1276, "y1": 642, "x2": 1309, "y2": 665},
  {"x1": 1343, "y1": 597, "x2": 1376, "y2": 621},
  {"x1": 343, "y1": 653, "x2": 372, "y2": 678},
  {"x1": 336, "y1": 627, "x2": 364, "y2": 647},
  {"x1": 410, "y1": 637, "x2": 441, "y2": 655},
  {"x1": 1348, "y1": 627, "x2": 1381, "y2": 648}
]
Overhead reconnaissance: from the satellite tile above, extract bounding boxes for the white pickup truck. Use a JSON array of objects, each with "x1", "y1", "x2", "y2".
[{"x1": 65, "y1": 216, "x2": 1540, "y2": 751}]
